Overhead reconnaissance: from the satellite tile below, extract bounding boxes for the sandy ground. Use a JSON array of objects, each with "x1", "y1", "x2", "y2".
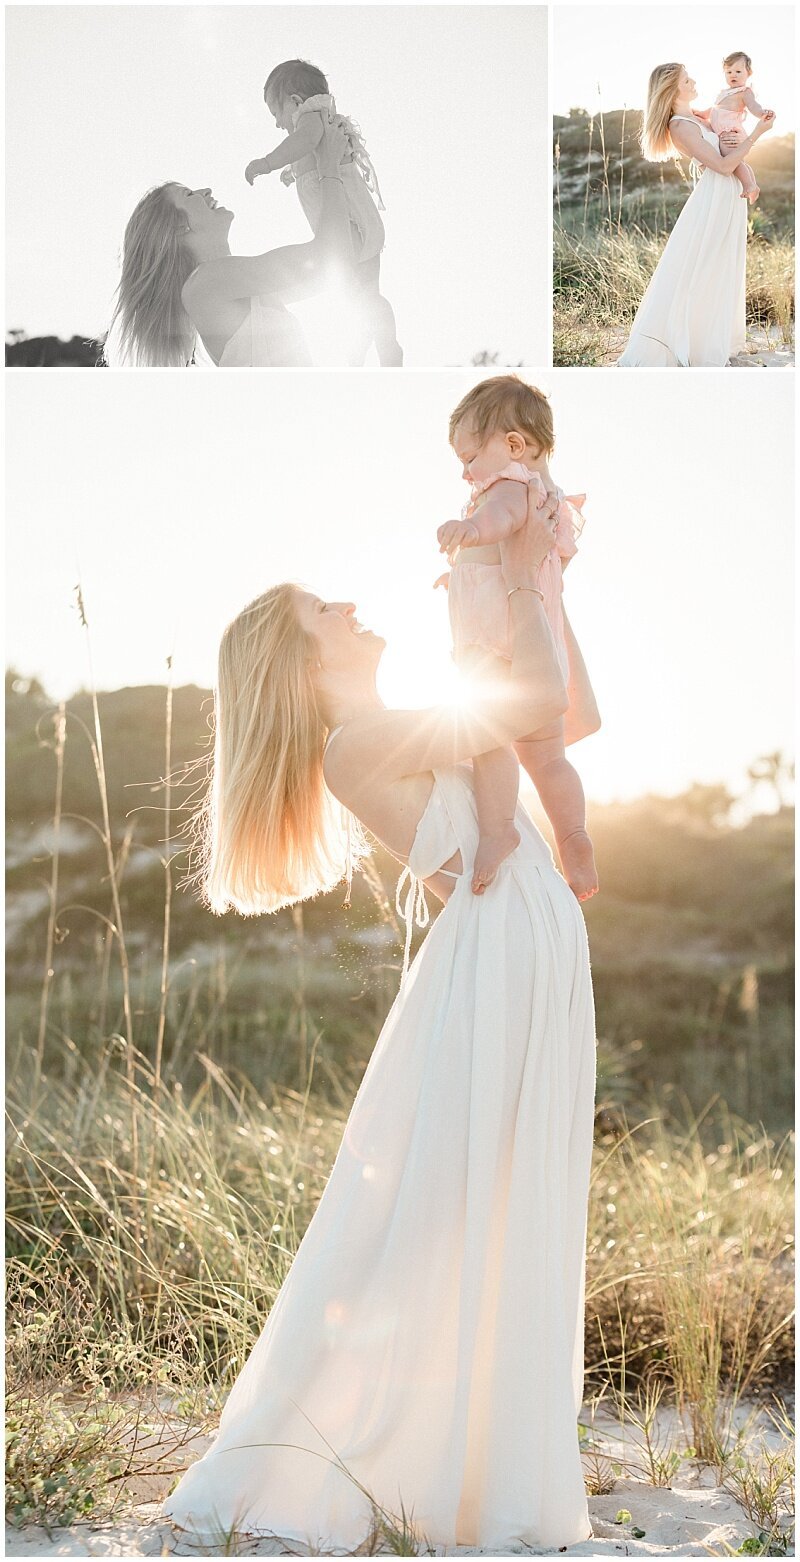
[
  {"x1": 5, "y1": 1402, "x2": 794, "y2": 1559},
  {"x1": 596, "y1": 324, "x2": 794, "y2": 368}
]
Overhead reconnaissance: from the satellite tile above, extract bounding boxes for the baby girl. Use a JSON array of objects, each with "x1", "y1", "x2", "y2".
[
  {"x1": 438, "y1": 376, "x2": 600, "y2": 901},
  {"x1": 245, "y1": 58, "x2": 402, "y2": 365},
  {"x1": 696, "y1": 51, "x2": 772, "y2": 203}
]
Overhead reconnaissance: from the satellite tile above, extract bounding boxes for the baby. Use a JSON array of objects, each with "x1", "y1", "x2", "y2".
[
  {"x1": 245, "y1": 58, "x2": 402, "y2": 366},
  {"x1": 696, "y1": 51, "x2": 772, "y2": 203},
  {"x1": 438, "y1": 376, "x2": 600, "y2": 901}
]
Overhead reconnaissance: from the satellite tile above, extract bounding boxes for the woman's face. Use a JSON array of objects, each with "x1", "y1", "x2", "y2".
[
  {"x1": 296, "y1": 592, "x2": 386, "y2": 674},
  {"x1": 169, "y1": 185, "x2": 233, "y2": 235},
  {"x1": 677, "y1": 67, "x2": 697, "y2": 102}
]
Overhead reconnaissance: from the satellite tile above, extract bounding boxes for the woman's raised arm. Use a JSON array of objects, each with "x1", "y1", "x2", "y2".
[
  {"x1": 327, "y1": 490, "x2": 569, "y2": 792},
  {"x1": 671, "y1": 112, "x2": 774, "y2": 174}
]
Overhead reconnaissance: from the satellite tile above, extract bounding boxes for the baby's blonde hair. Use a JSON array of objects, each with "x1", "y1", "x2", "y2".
[
  {"x1": 723, "y1": 51, "x2": 752, "y2": 73},
  {"x1": 195, "y1": 583, "x2": 367, "y2": 916},
  {"x1": 106, "y1": 184, "x2": 196, "y2": 367},
  {"x1": 449, "y1": 375, "x2": 554, "y2": 457},
  {"x1": 641, "y1": 63, "x2": 685, "y2": 162}
]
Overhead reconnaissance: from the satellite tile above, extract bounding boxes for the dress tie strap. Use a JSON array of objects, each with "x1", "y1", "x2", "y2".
[{"x1": 395, "y1": 866, "x2": 430, "y2": 983}]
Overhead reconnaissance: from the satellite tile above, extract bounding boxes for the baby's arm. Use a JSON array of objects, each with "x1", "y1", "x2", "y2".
[
  {"x1": 470, "y1": 480, "x2": 530, "y2": 542},
  {"x1": 742, "y1": 86, "x2": 768, "y2": 117},
  {"x1": 693, "y1": 105, "x2": 713, "y2": 121},
  {"x1": 437, "y1": 480, "x2": 528, "y2": 559},
  {"x1": 245, "y1": 112, "x2": 324, "y2": 184}
]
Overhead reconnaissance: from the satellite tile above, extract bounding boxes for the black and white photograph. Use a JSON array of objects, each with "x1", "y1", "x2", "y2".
[
  {"x1": 5, "y1": 4, "x2": 549, "y2": 367},
  {"x1": 4, "y1": 1, "x2": 796, "y2": 1559}
]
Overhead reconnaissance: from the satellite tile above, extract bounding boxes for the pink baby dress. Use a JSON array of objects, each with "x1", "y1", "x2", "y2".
[
  {"x1": 282, "y1": 93, "x2": 386, "y2": 263},
  {"x1": 709, "y1": 87, "x2": 748, "y2": 143},
  {"x1": 446, "y1": 462, "x2": 585, "y2": 680}
]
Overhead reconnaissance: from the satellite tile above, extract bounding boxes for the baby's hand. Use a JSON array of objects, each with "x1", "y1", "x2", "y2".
[
  {"x1": 437, "y1": 518, "x2": 479, "y2": 557},
  {"x1": 280, "y1": 167, "x2": 295, "y2": 186},
  {"x1": 245, "y1": 157, "x2": 271, "y2": 186}
]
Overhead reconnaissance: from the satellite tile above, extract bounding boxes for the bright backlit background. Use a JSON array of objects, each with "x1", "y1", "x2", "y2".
[
  {"x1": 5, "y1": 4, "x2": 548, "y2": 366},
  {"x1": 5, "y1": 369, "x2": 793, "y2": 807},
  {"x1": 553, "y1": 4, "x2": 795, "y2": 119}
]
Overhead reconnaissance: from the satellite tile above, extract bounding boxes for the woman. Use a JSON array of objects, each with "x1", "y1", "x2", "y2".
[
  {"x1": 163, "y1": 490, "x2": 598, "y2": 1551},
  {"x1": 618, "y1": 63, "x2": 775, "y2": 367},
  {"x1": 106, "y1": 119, "x2": 353, "y2": 367}
]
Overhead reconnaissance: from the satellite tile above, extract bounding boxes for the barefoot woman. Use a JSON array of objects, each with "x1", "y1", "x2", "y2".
[
  {"x1": 164, "y1": 489, "x2": 598, "y2": 1550},
  {"x1": 107, "y1": 119, "x2": 353, "y2": 366},
  {"x1": 619, "y1": 63, "x2": 774, "y2": 367}
]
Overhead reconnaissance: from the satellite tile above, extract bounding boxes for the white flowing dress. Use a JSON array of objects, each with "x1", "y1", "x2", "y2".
[
  {"x1": 618, "y1": 116, "x2": 747, "y2": 367},
  {"x1": 217, "y1": 294, "x2": 313, "y2": 367},
  {"x1": 163, "y1": 764, "x2": 596, "y2": 1552}
]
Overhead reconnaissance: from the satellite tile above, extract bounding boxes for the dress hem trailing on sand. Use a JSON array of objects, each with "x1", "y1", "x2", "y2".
[
  {"x1": 163, "y1": 764, "x2": 596, "y2": 1552},
  {"x1": 618, "y1": 118, "x2": 747, "y2": 368}
]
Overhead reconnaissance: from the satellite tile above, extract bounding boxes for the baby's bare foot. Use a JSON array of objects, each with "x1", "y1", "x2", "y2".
[
  {"x1": 471, "y1": 822, "x2": 521, "y2": 895},
  {"x1": 559, "y1": 829, "x2": 599, "y2": 902},
  {"x1": 746, "y1": 186, "x2": 760, "y2": 205}
]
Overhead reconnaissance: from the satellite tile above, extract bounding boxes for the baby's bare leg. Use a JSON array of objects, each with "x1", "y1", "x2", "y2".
[
  {"x1": 471, "y1": 746, "x2": 521, "y2": 895},
  {"x1": 350, "y1": 255, "x2": 403, "y2": 367},
  {"x1": 515, "y1": 719, "x2": 599, "y2": 901},
  {"x1": 735, "y1": 160, "x2": 760, "y2": 203}
]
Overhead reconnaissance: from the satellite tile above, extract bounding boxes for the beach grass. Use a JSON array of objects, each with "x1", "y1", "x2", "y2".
[{"x1": 6, "y1": 1035, "x2": 795, "y2": 1534}]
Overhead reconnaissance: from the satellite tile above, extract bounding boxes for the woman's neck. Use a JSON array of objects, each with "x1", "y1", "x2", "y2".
[
  {"x1": 673, "y1": 94, "x2": 696, "y2": 116},
  {"x1": 322, "y1": 683, "x2": 385, "y2": 732},
  {"x1": 187, "y1": 234, "x2": 233, "y2": 265}
]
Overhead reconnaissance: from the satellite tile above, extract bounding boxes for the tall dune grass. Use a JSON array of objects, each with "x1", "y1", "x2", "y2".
[{"x1": 6, "y1": 1040, "x2": 794, "y2": 1534}]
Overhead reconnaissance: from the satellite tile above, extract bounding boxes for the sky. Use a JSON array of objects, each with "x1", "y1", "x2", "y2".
[
  {"x1": 5, "y1": 368, "x2": 794, "y2": 808},
  {"x1": 5, "y1": 4, "x2": 549, "y2": 366},
  {"x1": 553, "y1": 4, "x2": 795, "y2": 123}
]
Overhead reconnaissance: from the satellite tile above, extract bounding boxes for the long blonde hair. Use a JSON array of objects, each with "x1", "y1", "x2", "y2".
[
  {"x1": 641, "y1": 63, "x2": 685, "y2": 162},
  {"x1": 105, "y1": 184, "x2": 196, "y2": 367},
  {"x1": 197, "y1": 583, "x2": 367, "y2": 916}
]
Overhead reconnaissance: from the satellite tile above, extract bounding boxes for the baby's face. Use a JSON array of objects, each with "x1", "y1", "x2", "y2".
[
  {"x1": 267, "y1": 89, "x2": 297, "y2": 133},
  {"x1": 724, "y1": 57, "x2": 751, "y2": 90},
  {"x1": 452, "y1": 422, "x2": 539, "y2": 486}
]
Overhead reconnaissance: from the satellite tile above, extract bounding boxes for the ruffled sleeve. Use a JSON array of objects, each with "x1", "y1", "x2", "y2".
[
  {"x1": 293, "y1": 94, "x2": 386, "y2": 210},
  {"x1": 292, "y1": 92, "x2": 334, "y2": 125},
  {"x1": 555, "y1": 493, "x2": 586, "y2": 561},
  {"x1": 470, "y1": 461, "x2": 539, "y2": 499}
]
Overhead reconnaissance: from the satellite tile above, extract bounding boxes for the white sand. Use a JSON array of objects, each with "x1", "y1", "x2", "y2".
[
  {"x1": 594, "y1": 324, "x2": 794, "y2": 367},
  {"x1": 5, "y1": 1401, "x2": 794, "y2": 1559}
]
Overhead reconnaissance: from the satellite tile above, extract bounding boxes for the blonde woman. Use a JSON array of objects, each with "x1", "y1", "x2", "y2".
[
  {"x1": 163, "y1": 491, "x2": 598, "y2": 1552},
  {"x1": 618, "y1": 63, "x2": 775, "y2": 367},
  {"x1": 106, "y1": 118, "x2": 353, "y2": 366}
]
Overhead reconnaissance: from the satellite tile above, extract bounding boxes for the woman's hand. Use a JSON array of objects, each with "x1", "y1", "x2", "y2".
[
  {"x1": 315, "y1": 117, "x2": 351, "y2": 179},
  {"x1": 500, "y1": 484, "x2": 559, "y2": 592},
  {"x1": 718, "y1": 126, "x2": 745, "y2": 152}
]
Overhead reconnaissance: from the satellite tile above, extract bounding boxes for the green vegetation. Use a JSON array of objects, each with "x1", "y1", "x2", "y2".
[{"x1": 553, "y1": 108, "x2": 795, "y2": 366}]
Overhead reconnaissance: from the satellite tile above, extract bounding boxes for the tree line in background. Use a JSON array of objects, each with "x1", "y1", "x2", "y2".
[{"x1": 6, "y1": 670, "x2": 794, "y2": 1131}]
